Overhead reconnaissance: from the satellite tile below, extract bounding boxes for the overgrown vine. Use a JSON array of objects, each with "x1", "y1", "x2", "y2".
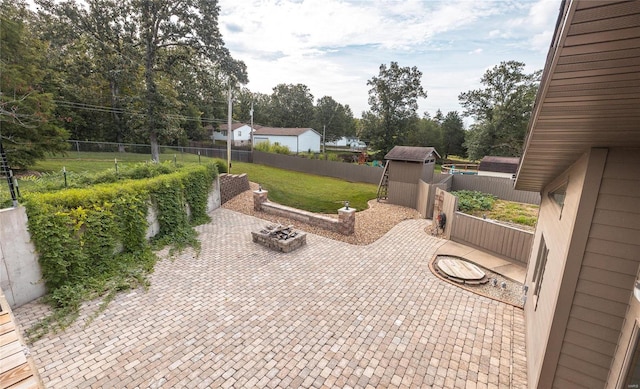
[{"x1": 22, "y1": 162, "x2": 218, "y2": 342}]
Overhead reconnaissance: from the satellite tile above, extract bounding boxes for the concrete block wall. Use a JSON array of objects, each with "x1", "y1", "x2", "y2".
[
  {"x1": 220, "y1": 173, "x2": 250, "y2": 204},
  {"x1": 0, "y1": 207, "x2": 46, "y2": 308},
  {"x1": 1, "y1": 179, "x2": 221, "y2": 308}
]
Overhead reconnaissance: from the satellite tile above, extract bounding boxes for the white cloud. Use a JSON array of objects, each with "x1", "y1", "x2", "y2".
[
  {"x1": 506, "y1": 0, "x2": 559, "y2": 51},
  {"x1": 218, "y1": 0, "x2": 559, "y2": 120}
]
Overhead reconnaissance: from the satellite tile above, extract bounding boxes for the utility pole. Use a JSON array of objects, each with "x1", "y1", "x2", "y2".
[
  {"x1": 227, "y1": 83, "x2": 232, "y2": 173},
  {"x1": 323, "y1": 125, "x2": 326, "y2": 154},
  {"x1": 250, "y1": 101, "x2": 254, "y2": 153}
]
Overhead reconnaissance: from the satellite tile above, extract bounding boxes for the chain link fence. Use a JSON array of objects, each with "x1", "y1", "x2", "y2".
[{"x1": 66, "y1": 140, "x2": 252, "y2": 163}]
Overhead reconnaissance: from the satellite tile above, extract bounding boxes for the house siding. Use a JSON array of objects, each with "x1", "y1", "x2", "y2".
[
  {"x1": 297, "y1": 130, "x2": 321, "y2": 153},
  {"x1": 543, "y1": 147, "x2": 640, "y2": 389},
  {"x1": 524, "y1": 150, "x2": 593, "y2": 388},
  {"x1": 597, "y1": 148, "x2": 640, "y2": 389}
]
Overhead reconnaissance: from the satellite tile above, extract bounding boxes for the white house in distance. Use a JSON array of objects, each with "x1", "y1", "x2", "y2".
[
  {"x1": 326, "y1": 136, "x2": 367, "y2": 150},
  {"x1": 211, "y1": 123, "x2": 255, "y2": 146},
  {"x1": 477, "y1": 156, "x2": 520, "y2": 179},
  {"x1": 253, "y1": 127, "x2": 321, "y2": 153}
]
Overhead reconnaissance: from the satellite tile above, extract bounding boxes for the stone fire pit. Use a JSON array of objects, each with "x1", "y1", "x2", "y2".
[{"x1": 252, "y1": 224, "x2": 307, "y2": 253}]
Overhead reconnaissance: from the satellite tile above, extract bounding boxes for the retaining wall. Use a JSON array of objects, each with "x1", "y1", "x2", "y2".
[
  {"x1": 253, "y1": 190, "x2": 355, "y2": 235},
  {"x1": 220, "y1": 173, "x2": 250, "y2": 204}
]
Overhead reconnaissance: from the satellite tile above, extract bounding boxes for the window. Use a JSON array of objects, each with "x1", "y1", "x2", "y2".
[
  {"x1": 238, "y1": 131, "x2": 242, "y2": 137},
  {"x1": 548, "y1": 179, "x2": 568, "y2": 219},
  {"x1": 621, "y1": 322, "x2": 640, "y2": 389},
  {"x1": 532, "y1": 235, "x2": 549, "y2": 310}
]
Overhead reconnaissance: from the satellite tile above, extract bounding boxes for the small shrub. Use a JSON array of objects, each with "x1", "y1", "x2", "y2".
[
  {"x1": 452, "y1": 190, "x2": 497, "y2": 213},
  {"x1": 254, "y1": 141, "x2": 291, "y2": 155}
]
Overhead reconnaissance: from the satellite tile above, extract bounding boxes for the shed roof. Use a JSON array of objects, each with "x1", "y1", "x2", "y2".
[
  {"x1": 479, "y1": 156, "x2": 520, "y2": 174},
  {"x1": 515, "y1": 0, "x2": 640, "y2": 191},
  {"x1": 384, "y1": 146, "x2": 440, "y2": 162},
  {"x1": 252, "y1": 127, "x2": 319, "y2": 137}
]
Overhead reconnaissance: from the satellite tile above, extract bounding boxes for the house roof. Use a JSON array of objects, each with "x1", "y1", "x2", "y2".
[
  {"x1": 479, "y1": 156, "x2": 520, "y2": 174},
  {"x1": 384, "y1": 146, "x2": 440, "y2": 162},
  {"x1": 218, "y1": 123, "x2": 249, "y2": 131},
  {"x1": 252, "y1": 127, "x2": 319, "y2": 137},
  {"x1": 515, "y1": 0, "x2": 640, "y2": 191}
]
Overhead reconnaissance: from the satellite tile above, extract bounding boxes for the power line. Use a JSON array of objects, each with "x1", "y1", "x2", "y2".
[{"x1": 52, "y1": 100, "x2": 236, "y2": 125}]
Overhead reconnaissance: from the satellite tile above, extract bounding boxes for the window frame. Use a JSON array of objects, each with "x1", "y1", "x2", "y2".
[
  {"x1": 548, "y1": 177, "x2": 569, "y2": 220},
  {"x1": 532, "y1": 235, "x2": 549, "y2": 311}
]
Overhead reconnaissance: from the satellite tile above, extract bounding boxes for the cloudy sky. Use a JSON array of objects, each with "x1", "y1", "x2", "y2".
[{"x1": 218, "y1": 0, "x2": 560, "y2": 121}]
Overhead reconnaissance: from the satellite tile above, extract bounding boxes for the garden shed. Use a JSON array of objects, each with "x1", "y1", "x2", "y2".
[
  {"x1": 478, "y1": 156, "x2": 519, "y2": 178},
  {"x1": 380, "y1": 146, "x2": 440, "y2": 208}
]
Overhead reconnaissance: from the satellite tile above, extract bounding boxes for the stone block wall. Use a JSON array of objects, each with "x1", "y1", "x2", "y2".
[
  {"x1": 253, "y1": 190, "x2": 355, "y2": 235},
  {"x1": 220, "y1": 173, "x2": 250, "y2": 204}
]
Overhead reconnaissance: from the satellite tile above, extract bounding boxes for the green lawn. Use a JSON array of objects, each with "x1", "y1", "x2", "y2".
[
  {"x1": 231, "y1": 162, "x2": 377, "y2": 213},
  {"x1": 32, "y1": 150, "x2": 212, "y2": 174},
  {"x1": 2, "y1": 153, "x2": 378, "y2": 213}
]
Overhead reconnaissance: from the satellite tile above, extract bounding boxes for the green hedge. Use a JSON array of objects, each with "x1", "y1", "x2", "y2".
[{"x1": 22, "y1": 163, "x2": 218, "y2": 340}]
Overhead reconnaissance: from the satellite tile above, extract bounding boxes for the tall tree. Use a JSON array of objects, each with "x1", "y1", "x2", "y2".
[
  {"x1": 405, "y1": 115, "x2": 442, "y2": 152},
  {"x1": 440, "y1": 111, "x2": 466, "y2": 158},
  {"x1": 314, "y1": 96, "x2": 355, "y2": 144},
  {"x1": 0, "y1": 0, "x2": 69, "y2": 168},
  {"x1": 459, "y1": 61, "x2": 540, "y2": 160},
  {"x1": 362, "y1": 62, "x2": 427, "y2": 157},
  {"x1": 36, "y1": 0, "x2": 142, "y2": 148},
  {"x1": 268, "y1": 84, "x2": 315, "y2": 128},
  {"x1": 137, "y1": 0, "x2": 247, "y2": 161}
]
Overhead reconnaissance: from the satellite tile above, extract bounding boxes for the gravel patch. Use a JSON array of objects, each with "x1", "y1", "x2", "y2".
[
  {"x1": 432, "y1": 255, "x2": 524, "y2": 308},
  {"x1": 222, "y1": 182, "x2": 423, "y2": 245}
]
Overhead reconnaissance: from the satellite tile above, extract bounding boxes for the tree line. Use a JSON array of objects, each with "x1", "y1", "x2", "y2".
[
  {"x1": 361, "y1": 61, "x2": 540, "y2": 160},
  {"x1": 1, "y1": 0, "x2": 540, "y2": 168}
]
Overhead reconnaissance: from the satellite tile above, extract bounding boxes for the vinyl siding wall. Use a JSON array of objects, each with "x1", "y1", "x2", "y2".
[
  {"x1": 525, "y1": 151, "x2": 590, "y2": 389},
  {"x1": 525, "y1": 148, "x2": 640, "y2": 388},
  {"x1": 593, "y1": 148, "x2": 640, "y2": 389},
  {"x1": 297, "y1": 130, "x2": 321, "y2": 153},
  {"x1": 551, "y1": 148, "x2": 640, "y2": 388},
  {"x1": 387, "y1": 161, "x2": 422, "y2": 208}
]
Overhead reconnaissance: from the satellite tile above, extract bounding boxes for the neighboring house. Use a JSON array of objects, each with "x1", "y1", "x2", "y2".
[
  {"x1": 477, "y1": 156, "x2": 519, "y2": 179},
  {"x1": 211, "y1": 123, "x2": 256, "y2": 146},
  {"x1": 252, "y1": 127, "x2": 321, "y2": 153},
  {"x1": 326, "y1": 136, "x2": 367, "y2": 150},
  {"x1": 514, "y1": 1, "x2": 640, "y2": 388}
]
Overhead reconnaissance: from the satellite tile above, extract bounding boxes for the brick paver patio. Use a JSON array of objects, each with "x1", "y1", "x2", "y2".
[{"x1": 14, "y1": 208, "x2": 527, "y2": 388}]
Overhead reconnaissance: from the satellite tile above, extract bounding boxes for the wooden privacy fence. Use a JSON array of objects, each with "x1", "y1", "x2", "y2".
[
  {"x1": 253, "y1": 151, "x2": 384, "y2": 185},
  {"x1": 435, "y1": 188, "x2": 533, "y2": 265},
  {"x1": 450, "y1": 175, "x2": 540, "y2": 205},
  {"x1": 450, "y1": 212, "x2": 533, "y2": 266}
]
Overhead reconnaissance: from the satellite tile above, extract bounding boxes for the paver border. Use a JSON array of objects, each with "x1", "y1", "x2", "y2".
[{"x1": 428, "y1": 254, "x2": 525, "y2": 309}]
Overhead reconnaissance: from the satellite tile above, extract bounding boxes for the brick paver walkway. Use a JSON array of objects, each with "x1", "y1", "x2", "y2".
[{"x1": 14, "y1": 209, "x2": 527, "y2": 388}]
